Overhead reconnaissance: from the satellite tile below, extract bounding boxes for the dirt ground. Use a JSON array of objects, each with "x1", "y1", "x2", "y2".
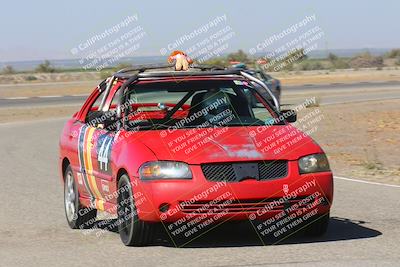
[
  {"x1": 1, "y1": 99, "x2": 399, "y2": 185},
  {"x1": 0, "y1": 82, "x2": 97, "y2": 98},
  {"x1": 0, "y1": 106, "x2": 79, "y2": 123},
  {"x1": 303, "y1": 99, "x2": 400, "y2": 185},
  {"x1": 275, "y1": 68, "x2": 400, "y2": 85},
  {"x1": 0, "y1": 72, "x2": 99, "y2": 84}
]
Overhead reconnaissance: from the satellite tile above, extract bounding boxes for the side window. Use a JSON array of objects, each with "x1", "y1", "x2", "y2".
[
  {"x1": 92, "y1": 90, "x2": 107, "y2": 110},
  {"x1": 85, "y1": 89, "x2": 107, "y2": 124},
  {"x1": 108, "y1": 88, "x2": 123, "y2": 112}
]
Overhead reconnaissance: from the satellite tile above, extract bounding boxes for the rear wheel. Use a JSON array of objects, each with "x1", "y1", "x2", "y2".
[
  {"x1": 64, "y1": 165, "x2": 97, "y2": 229},
  {"x1": 117, "y1": 174, "x2": 154, "y2": 246},
  {"x1": 305, "y1": 212, "x2": 330, "y2": 237}
]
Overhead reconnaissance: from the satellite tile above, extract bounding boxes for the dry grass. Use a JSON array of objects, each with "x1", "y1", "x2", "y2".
[{"x1": 274, "y1": 68, "x2": 400, "y2": 85}]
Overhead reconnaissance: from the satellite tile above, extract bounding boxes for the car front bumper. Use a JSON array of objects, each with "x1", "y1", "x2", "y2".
[{"x1": 132, "y1": 163, "x2": 333, "y2": 223}]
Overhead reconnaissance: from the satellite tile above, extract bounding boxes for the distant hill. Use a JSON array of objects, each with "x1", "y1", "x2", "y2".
[{"x1": 302, "y1": 48, "x2": 391, "y2": 59}]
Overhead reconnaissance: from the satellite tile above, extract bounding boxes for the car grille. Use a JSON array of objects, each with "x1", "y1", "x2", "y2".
[
  {"x1": 180, "y1": 196, "x2": 324, "y2": 214},
  {"x1": 201, "y1": 161, "x2": 288, "y2": 182}
]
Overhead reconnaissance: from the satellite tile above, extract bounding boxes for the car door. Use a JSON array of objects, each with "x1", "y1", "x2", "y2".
[
  {"x1": 86, "y1": 80, "x2": 123, "y2": 210},
  {"x1": 71, "y1": 85, "x2": 109, "y2": 209},
  {"x1": 88, "y1": 127, "x2": 115, "y2": 211}
]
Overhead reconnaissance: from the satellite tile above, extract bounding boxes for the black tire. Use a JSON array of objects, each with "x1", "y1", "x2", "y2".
[
  {"x1": 64, "y1": 165, "x2": 97, "y2": 229},
  {"x1": 117, "y1": 174, "x2": 154, "y2": 246},
  {"x1": 305, "y1": 212, "x2": 330, "y2": 237}
]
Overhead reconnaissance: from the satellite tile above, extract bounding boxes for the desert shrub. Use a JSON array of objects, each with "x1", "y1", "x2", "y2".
[
  {"x1": 395, "y1": 58, "x2": 400, "y2": 66},
  {"x1": 349, "y1": 52, "x2": 384, "y2": 68},
  {"x1": 97, "y1": 63, "x2": 132, "y2": 79},
  {"x1": 2, "y1": 65, "x2": 16, "y2": 74},
  {"x1": 100, "y1": 70, "x2": 113, "y2": 79},
  {"x1": 227, "y1": 49, "x2": 250, "y2": 63},
  {"x1": 332, "y1": 58, "x2": 350, "y2": 69},
  {"x1": 264, "y1": 48, "x2": 308, "y2": 72},
  {"x1": 24, "y1": 75, "x2": 38, "y2": 81},
  {"x1": 114, "y1": 63, "x2": 132, "y2": 71},
  {"x1": 384, "y1": 49, "x2": 400, "y2": 58},
  {"x1": 326, "y1": 52, "x2": 350, "y2": 69},
  {"x1": 298, "y1": 60, "x2": 324, "y2": 71},
  {"x1": 282, "y1": 48, "x2": 308, "y2": 71},
  {"x1": 35, "y1": 60, "x2": 56, "y2": 73},
  {"x1": 201, "y1": 57, "x2": 228, "y2": 67},
  {"x1": 327, "y1": 53, "x2": 338, "y2": 62}
]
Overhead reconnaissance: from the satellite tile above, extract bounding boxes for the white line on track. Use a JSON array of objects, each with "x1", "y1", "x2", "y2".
[
  {"x1": 1, "y1": 94, "x2": 89, "y2": 101},
  {"x1": 3, "y1": 96, "x2": 30, "y2": 100},
  {"x1": 0, "y1": 80, "x2": 98, "y2": 88},
  {"x1": 0, "y1": 117, "x2": 70, "y2": 126},
  {"x1": 334, "y1": 176, "x2": 400, "y2": 188},
  {"x1": 70, "y1": 94, "x2": 89, "y2": 97},
  {"x1": 37, "y1": 95, "x2": 63, "y2": 98}
]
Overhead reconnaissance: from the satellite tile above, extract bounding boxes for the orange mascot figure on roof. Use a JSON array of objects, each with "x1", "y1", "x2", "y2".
[{"x1": 168, "y1": 50, "x2": 193, "y2": 71}]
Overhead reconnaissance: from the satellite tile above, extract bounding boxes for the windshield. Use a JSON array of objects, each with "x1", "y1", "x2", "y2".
[{"x1": 123, "y1": 79, "x2": 281, "y2": 131}]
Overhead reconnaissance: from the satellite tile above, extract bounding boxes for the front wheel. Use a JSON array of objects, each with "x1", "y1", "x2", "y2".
[
  {"x1": 117, "y1": 174, "x2": 154, "y2": 246},
  {"x1": 64, "y1": 165, "x2": 97, "y2": 229}
]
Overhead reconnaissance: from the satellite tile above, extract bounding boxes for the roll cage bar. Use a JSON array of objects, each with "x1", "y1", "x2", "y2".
[
  {"x1": 92, "y1": 63, "x2": 282, "y2": 130},
  {"x1": 111, "y1": 63, "x2": 280, "y2": 111}
]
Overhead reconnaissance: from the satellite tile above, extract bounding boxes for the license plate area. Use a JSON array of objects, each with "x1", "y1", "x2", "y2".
[{"x1": 232, "y1": 163, "x2": 259, "y2": 181}]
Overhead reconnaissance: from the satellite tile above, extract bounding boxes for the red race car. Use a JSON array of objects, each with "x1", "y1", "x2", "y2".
[{"x1": 59, "y1": 64, "x2": 333, "y2": 246}]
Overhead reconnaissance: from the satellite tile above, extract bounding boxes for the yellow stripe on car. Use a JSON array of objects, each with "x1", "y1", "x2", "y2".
[{"x1": 85, "y1": 127, "x2": 105, "y2": 211}]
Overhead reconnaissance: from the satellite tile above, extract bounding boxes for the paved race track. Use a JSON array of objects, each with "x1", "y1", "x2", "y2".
[
  {"x1": 1, "y1": 81, "x2": 400, "y2": 108},
  {"x1": 0, "y1": 119, "x2": 399, "y2": 267}
]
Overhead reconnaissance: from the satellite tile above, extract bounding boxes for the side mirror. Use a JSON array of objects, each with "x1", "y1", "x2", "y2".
[
  {"x1": 102, "y1": 111, "x2": 118, "y2": 131},
  {"x1": 88, "y1": 111, "x2": 117, "y2": 130},
  {"x1": 281, "y1": 109, "x2": 297, "y2": 122}
]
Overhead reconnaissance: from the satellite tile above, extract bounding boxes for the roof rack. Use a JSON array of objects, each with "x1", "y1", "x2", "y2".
[{"x1": 115, "y1": 63, "x2": 226, "y2": 76}]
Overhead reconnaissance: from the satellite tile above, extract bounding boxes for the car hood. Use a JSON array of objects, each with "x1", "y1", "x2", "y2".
[{"x1": 136, "y1": 125, "x2": 323, "y2": 164}]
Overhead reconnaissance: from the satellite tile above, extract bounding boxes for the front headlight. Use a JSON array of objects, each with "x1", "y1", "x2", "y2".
[
  {"x1": 139, "y1": 161, "x2": 192, "y2": 180},
  {"x1": 298, "y1": 154, "x2": 330, "y2": 174}
]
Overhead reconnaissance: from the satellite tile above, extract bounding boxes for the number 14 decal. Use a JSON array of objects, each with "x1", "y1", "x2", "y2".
[{"x1": 97, "y1": 136, "x2": 113, "y2": 172}]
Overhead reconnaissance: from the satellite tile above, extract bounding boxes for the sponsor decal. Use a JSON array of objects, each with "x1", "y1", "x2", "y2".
[
  {"x1": 101, "y1": 180, "x2": 110, "y2": 193},
  {"x1": 77, "y1": 125, "x2": 106, "y2": 210},
  {"x1": 283, "y1": 184, "x2": 289, "y2": 195},
  {"x1": 77, "y1": 172, "x2": 83, "y2": 185}
]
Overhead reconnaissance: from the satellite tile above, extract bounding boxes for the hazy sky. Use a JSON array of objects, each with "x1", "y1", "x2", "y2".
[{"x1": 1, "y1": 0, "x2": 399, "y2": 61}]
